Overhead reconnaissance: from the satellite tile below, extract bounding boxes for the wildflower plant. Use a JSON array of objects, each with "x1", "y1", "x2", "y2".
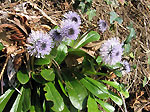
[
  {"x1": 27, "y1": 30, "x2": 54, "y2": 58},
  {"x1": 49, "y1": 29, "x2": 63, "y2": 42},
  {"x1": 98, "y1": 19, "x2": 108, "y2": 33},
  {"x1": 100, "y1": 37, "x2": 123, "y2": 65},
  {"x1": 0, "y1": 9, "x2": 134, "y2": 112},
  {"x1": 63, "y1": 11, "x2": 81, "y2": 26},
  {"x1": 60, "y1": 19, "x2": 80, "y2": 40}
]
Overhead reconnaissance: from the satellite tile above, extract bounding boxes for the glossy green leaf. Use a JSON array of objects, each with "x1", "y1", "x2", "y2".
[
  {"x1": 55, "y1": 43, "x2": 68, "y2": 64},
  {"x1": 43, "y1": 100, "x2": 55, "y2": 112},
  {"x1": 34, "y1": 58, "x2": 51, "y2": 65},
  {"x1": 114, "y1": 62, "x2": 123, "y2": 68},
  {"x1": 10, "y1": 87, "x2": 24, "y2": 112},
  {"x1": 32, "y1": 73, "x2": 47, "y2": 84},
  {"x1": 86, "y1": 77, "x2": 109, "y2": 94},
  {"x1": 86, "y1": 9, "x2": 96, "y2": 21},
  {"x1": 102, "y1": 80, "x2": 129, "y2": 98},
  {"x1": 29, "y1": 106, "x2": 36, "y2": 112},
  {"x1": 110, "y1": 11, "x2": 119, "y2": 24},
  {"x1": 43, "y1": 100, "x2": 46, "y2": 112},
  {"x1": 74, "y1": 31, "x2": 100, "y2": 49},
  {"x1": 30, "y1": 89, "x2": 42, "y2": 112},
  {"x1": 110, "y1": 11, "x2": 123, "y2": 24},
  {"x1": 58, "y1": 79, "x2": 68, "y2": 97},
  {"x1": 83, "y1": 76, "x2": 122, "y2": 106},
  {"x1": 46, "y1": 47, "x2": 58, "y2": 59},
  {"x1": 54, "y1": 26, "x2": 59, "y2": 29},
  {"x1": 125, "y1": 23, "x2": 136, "y2": 44},
  {"x1": 115, "y1": 17, "x2": 123, "y2": 24},
  {"x1": 44, "y1": 82, "x2": 64, "y2": 111},
  {"x1": 82, "y1": 58, "x2": 96, "y2": 74},
  {"x1": 113, "y1": 70, "x2": 122, "y2": 77},
  {"x1": 64, "y1": 75, "x2": 88, "y2": 110},
  {"x1": 96, "y1": 99, "x2": 115, "y2": 112},
  {"x1": 109, "y1": 91, "x2": 122, "y2": 106},
  {"x1": 22, "y1": 88, "x2": 31, "y2": 112},
  {"x1": 96, "y1": 56, "x2": 102, "y2": 65},
  {"x1": 68, "y1": 48, "x2": 91, "y2": 57},
  {"x1": 61, "y1": 104, "x2": 70, "y2": 112},
  {"x1": 30, "y1": 103, "x2": 41, "y2": 112},
  {"x1": 62, "y1": 38, "x2": 75, "y2": 47},
  {"x1": 0, "y1": 89, "x2": 15, "y2": 112},
  {"x1": 87, "y1": 95, "x2": 99, "y2": 112},
  {"x1": 17, "y1": 70, "x2": 29, "y2": 84},
  {"x1": 41, "y1": 69, "x2": 55, "y2": 81},
  {"x1": 69, "y1": 103, "x2": 78, "y2": 112},
  {"x1": 0, "y1": 43, "x2": 4, "y2": 50},
  {"x1": 30, "y1": 105, "x2": 42, "y2": 112},
  {"x1": 80, "y1": 77, "x2": 109, "y2": 99},
  {"x1": 108, "y1": 62, "x2": 122, "y2": 71}
]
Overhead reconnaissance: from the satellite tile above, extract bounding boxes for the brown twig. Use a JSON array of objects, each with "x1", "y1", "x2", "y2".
[
  {"x1": 52, "y1": 59, "x2": 65, "y2": 84},
  {"x1": 0, "y1": 55, "x2": 10, "y2": 80},
  {"x1": 28, "y1": 2, "x2": 58, "y2": 25},
  {"x1": 1, "y1": 75, "x2": 3, "y2": 95}
]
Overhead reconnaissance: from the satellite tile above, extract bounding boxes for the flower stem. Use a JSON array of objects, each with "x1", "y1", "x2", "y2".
[{"x1": 31, "y1": 55, "x2": 35, "y2": 72}]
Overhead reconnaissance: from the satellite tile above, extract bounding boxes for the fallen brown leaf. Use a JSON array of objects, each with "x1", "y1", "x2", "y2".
[
  {"x1": 0, "y1": 31, "x2": 13, "y2": 47},
  {"x1": 8, "y1": 14, "x2": 31, "y2": 35}
]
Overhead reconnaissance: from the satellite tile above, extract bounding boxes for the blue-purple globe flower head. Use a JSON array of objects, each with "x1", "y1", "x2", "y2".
[
  {"x1": 63, "y1": 11, "x2": 81, "y2": 26},
  {"x1": 100, "y1": 37, "x2": 124, "y2": 65},
  {"x1": 27, "y1": 30, "x2": 53, "y2": 58},
  {"x1": 60, "y1": 19, "x2": 80, "y2": 40},
  {"x1": 49, "y1": 29, "x2": 63, "y2": 42},
  {"x1": 121, "y1": 60, "x2": 130, "y2": 75},
  {"x1": 98, "y1": 19, "x2": 107, "y2": 33}
]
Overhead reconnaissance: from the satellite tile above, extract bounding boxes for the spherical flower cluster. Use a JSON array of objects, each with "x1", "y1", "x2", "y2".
[
  {"x1": 121, "y1": 60, "x2": 130, "y2": 75},
  {"x1": 49, "y1": 29, "x2": 63, "y2": 42},
  {"x1": 27, "y1": 30, "x2": 53, "y2": 58},
  {"x1": 98, "y1": 19, "x2": 107, "y2": 33},
  {"x1": 60, "y1": 19, "x2": 80, "y2": 40},
  {"x1": 63, "y1": 11, "x2": 81, "y2": 26},
  {"x1": 100, "y1": 37, "x2": 124, "y2": 65}
]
